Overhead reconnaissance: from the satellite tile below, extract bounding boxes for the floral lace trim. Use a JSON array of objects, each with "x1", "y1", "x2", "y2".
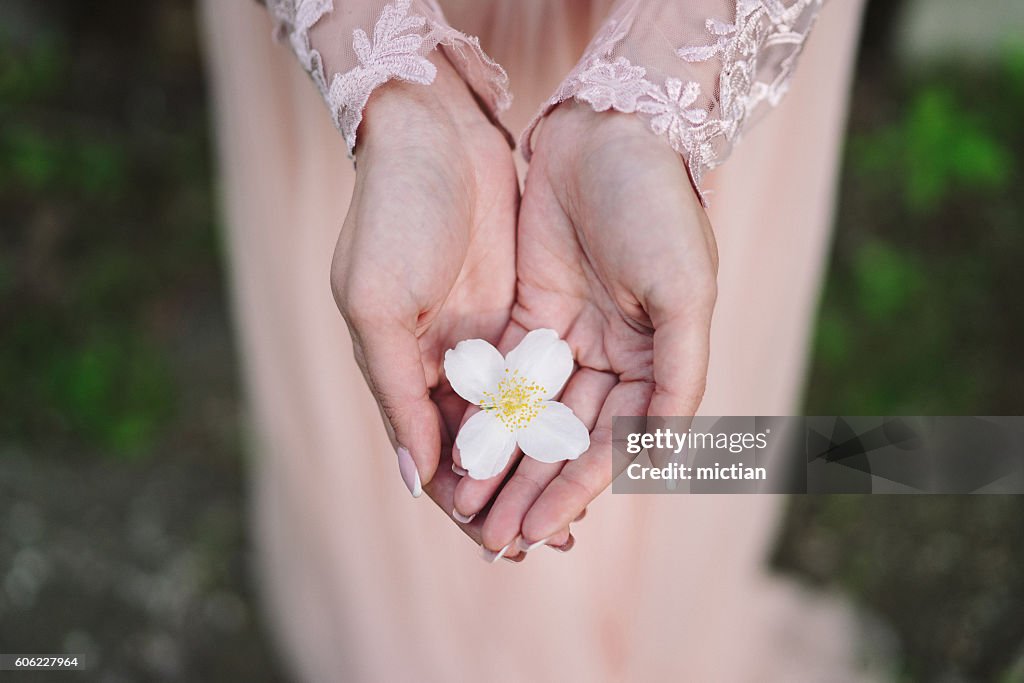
[
  {"x1": 270, "y1": 0, "x2": 511, "y2": 155},
  {"x1": 521, "y1": 0, "x2": 823, "y2": 197}
]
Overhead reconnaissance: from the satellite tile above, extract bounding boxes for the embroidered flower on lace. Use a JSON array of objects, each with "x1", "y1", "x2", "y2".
[
  {"x1": 572, "y1": 63, "x2": 709, "y2": 161},
  {"x1": 271, "y1": 0, "x2": 510, "y2": 156},
  {"x1": 575, "y1": 57, "x2": 648, "y2": 113},
  {"x1": 676, "y1": 18, "x2": 740, "y2": 63},
  {"x1": 327, "y1": 0, "x2": 437, "y2": 150},
  {"x1": 673, "y1": 0, "x2": 823, "y2": 184},
  {"x1": 525, "y1": 0, "x2": 823, "y2": 196},
  {"x1": 638, "y1": 78, "x2": 708, "y2": 137}
]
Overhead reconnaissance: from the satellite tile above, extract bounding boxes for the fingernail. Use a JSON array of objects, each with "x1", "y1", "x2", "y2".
[
  {"x1": 551, "y1": 534, "x2": 575, "y2": 553},
  {"x1": 517, "y1": 535, "x2": 552, "y2": 552},
  {"x1": 452, "y1": 463, "x2": 468, "y2": 477},
  {"x1": 480, "y1": 540, "x2": 513, "y2": 564},
  {"x1": 396, "y1": 446, "x2": 422, "y2": 498},
  {"x1": 452, "y1": 508, "x2": 476, "y2": 524},
  {"x1": 501, "y1": 552, "x2": 525, "y2": 564}
]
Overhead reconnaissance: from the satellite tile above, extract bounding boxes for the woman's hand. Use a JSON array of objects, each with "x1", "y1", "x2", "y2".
[
  {"x1": 331, "y1": 53, "x2": 518, "y2": 536},
  {"x1": 453, "y1": 102, "x2": 719, "y2": 554}
]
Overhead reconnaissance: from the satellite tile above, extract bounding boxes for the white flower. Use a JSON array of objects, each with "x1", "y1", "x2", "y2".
[{"x1": 444, "y1": 329, "x2": 590, "y2": 480}]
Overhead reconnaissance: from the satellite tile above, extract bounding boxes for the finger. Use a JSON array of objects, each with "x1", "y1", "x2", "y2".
[
  {"x1": 434, "y1": 384, "x2": 472, "y2": 477},
  {"x1": 449, "y1": 404, "x2": 477, "y2": 473},
  {"x1": 645, "y1": 301, "x2": 713, "y2": 470},
  {"x1": 432, "y1": 383, "x2": 466, "y2": 445},
  {"x1": 423, "y1": 447, "x2": 485, "y2": 547},
  {"x1": 482, "y1": 527, "x2": 572, "y2": 562},
  {"x1": 426, "y1": 406, "x2": 532, "y2": 564},
  {"x1": 414, "y1": 405, "x2": 490, "y2": 548},
  {"x1": 349, "y1": 323, "x2": 441, "y2": 496},
  {"x1": 482, "y1": 368, "x2": 615, "y2": 551},
  {"x1": 435, "y1": 381, "x2": 491, "y2": 480},
  {"x1": 647, "y1": 276, "x2": 712, "y2": 417},
  {"x1": 518, "y1": 527, "x2": 571, "y2": 552},
  {"x1": 451, "y1": 322, "x2": 531, "y2": 521},
  {"x1": 647, "y1": 312, "x2": 711, "y2": 418},
  {"x1": 548, "y1": 531, "x2": 574, "y2": 553},
  {"x1": 522, "y1": 380, "x2": 652, "y2": 542}
]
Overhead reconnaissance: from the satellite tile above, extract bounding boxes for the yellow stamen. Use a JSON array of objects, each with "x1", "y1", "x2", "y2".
[{"x1": 479, "y1": 369, "x2": 547, "y2": 432}]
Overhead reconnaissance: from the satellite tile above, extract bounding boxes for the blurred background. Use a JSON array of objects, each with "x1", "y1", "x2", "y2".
[{"x1": 1, "y1": 1, "x2": 1022, "y2": 681}]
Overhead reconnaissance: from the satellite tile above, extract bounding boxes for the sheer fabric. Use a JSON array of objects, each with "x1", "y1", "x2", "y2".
[
  {"x1": 521, "y1": 0, "x2": 824, "y2": 193},
  {"x1": 267, "y1": 0, "x2": 823, "y2": 192}
]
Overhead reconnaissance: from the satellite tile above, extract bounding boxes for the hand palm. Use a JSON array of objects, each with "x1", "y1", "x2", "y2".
[
  {"x1": 414, "y1": 130, "x2": 522, "y2": 542},
  {"x1": 459, "y1": 105, "x2": 718, "y2": 552},
  {"x1": 332, "y1": 64, "x2": 518, "y2": 544},
  {"x1": 340, "y1": 83, "x2": 716, "y2": 557}
]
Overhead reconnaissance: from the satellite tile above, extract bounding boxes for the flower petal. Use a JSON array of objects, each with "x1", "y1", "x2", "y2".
[
  {"x1": 516, "y1": 401, "x2": 590, "y2": 463},
  {"x1": 647, "y1": 112, "x2": 673, "y2": 135},
  {"x1": 678, "y1": 80, "x2": 702, "y2": 107},
  {"x1": 683, "y1": 108, "x2": 707, "y2": 125},
  {"x1": 444, "y1": 339, "x2": 504, "y2": 404},
  {"x1": 456, "y1": 410, "x2": 518, "y2": 480},
  {"x1": 665, "y1": 77, "x2": 683, "y2": 103},
  {"x1": 504, "y1": 329, "x2": 573, "y2": 399}
]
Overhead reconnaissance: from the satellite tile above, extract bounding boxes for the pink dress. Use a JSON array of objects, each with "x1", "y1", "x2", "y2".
[{"x1": 200, "y1": 0, "x2": 875, "y2": 680}]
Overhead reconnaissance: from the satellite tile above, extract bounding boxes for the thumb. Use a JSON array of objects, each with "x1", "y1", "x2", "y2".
[
  {"x1": 644, "y1": 296, "x2": 713, "y2": 476},
  {"x1": 349, "y1": 319, "x2": 441, "y2": 497}
]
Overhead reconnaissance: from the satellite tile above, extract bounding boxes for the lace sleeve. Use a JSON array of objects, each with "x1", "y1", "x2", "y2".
[
  {"x1": 521, "y1": 0, "x2": 825, "y2": 196},
  {"x1": 267, "y1": 0, "x2": 510, "y2": 155}
]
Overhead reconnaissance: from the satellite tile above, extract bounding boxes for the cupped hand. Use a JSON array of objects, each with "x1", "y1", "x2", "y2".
[
  {"x1": 454, "y1": 102, "x2": 719, "y2": 554},
  {"x1": 331, "y1": 53, "x2": 518, "y2": 542}
]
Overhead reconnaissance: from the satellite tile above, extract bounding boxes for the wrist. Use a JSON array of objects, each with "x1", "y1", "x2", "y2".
[
  {"x1": 542, "y1": 100, "x2": 702, "y2": 203},
  {"x1": 359, "y1": 52, "x2": 479, "y2": 151},
  {"x1": 547, "y1": 100, "x2": 654, "y2": 148}
]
